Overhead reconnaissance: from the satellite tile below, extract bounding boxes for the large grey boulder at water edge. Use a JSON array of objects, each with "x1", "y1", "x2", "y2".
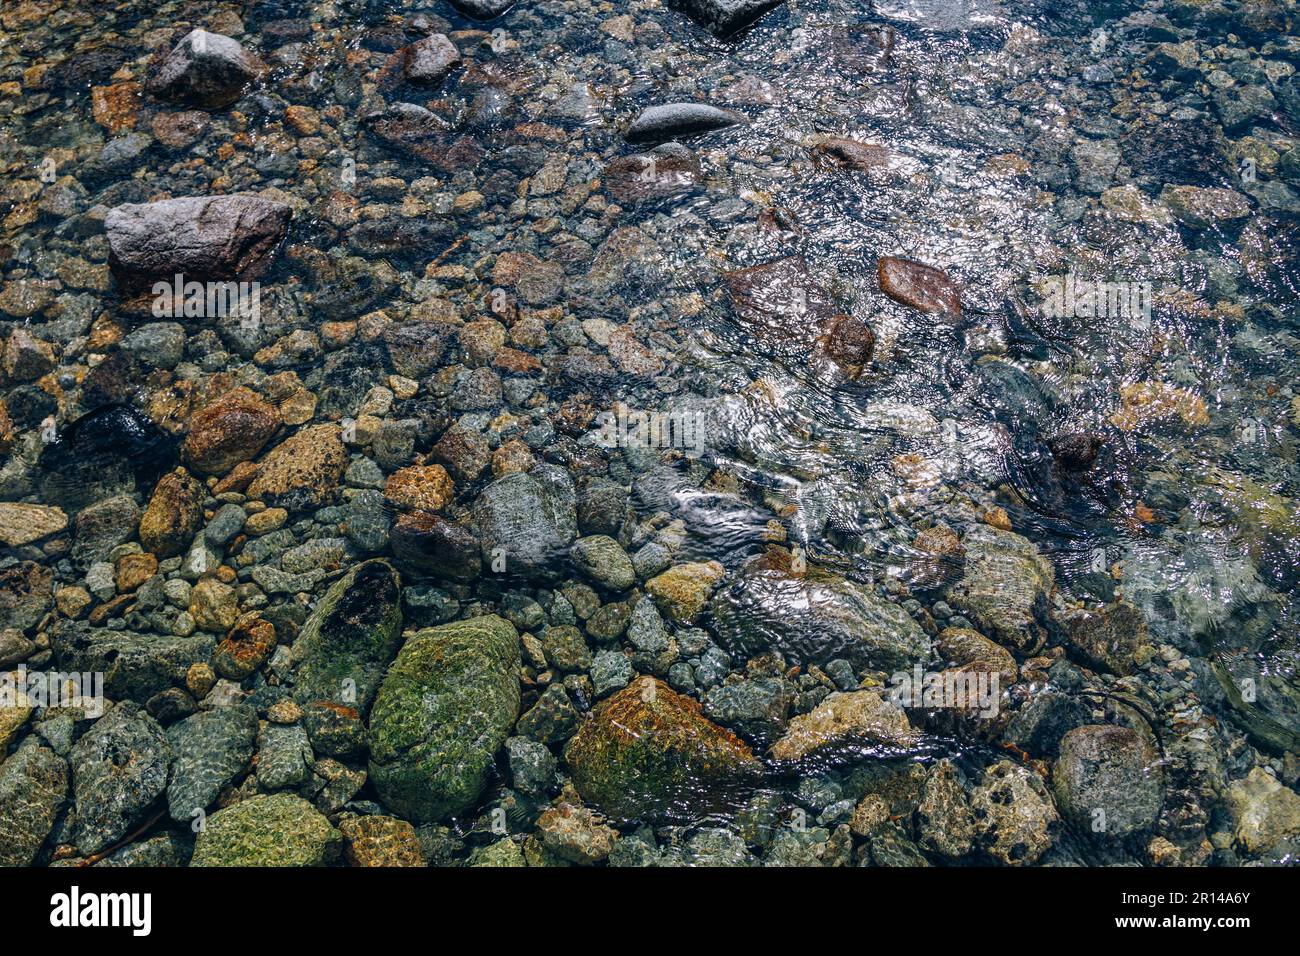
[
  {"x1": 146, "y1": 30, "x2": 267, "y2": 109},
  {"x1": 105, "y1": 194, "x2": 291, "y2": 294}
]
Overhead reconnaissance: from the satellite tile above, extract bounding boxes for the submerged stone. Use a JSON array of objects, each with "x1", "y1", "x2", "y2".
[
  {"x1": 625, "y1": 103, "x2": 747, "y2": 144},
  {"x1": 190, "y1": 793, "x2": 341, "y2": 866},
  {"x1": 877, "y1": 256, "x2": 963, "y2": 317},
  {"x1": 368, "y1": 615, "x2": 521, "y2": 823},
  {"x1": 667, "y1": 0, "x2": 787, "y2": 37}
]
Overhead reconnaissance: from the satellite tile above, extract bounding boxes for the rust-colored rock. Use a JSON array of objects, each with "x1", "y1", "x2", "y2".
[
  {"x1": 878, "y1": 256, "x2": 963, "y2": 317},
  {"x1": 183, "y1": 386, "x2": 280, "y2": 475},
  {"x1": 564, "y1": 676, "x2": 760, "y2": 821},
  {"x1": 139, "y1": 467, "x2": 204, "y2": 558},
  {"x1": 245, "y1": 424, "x2": 348, "y2": 512},
  {"x1": 383, "y1": 464, "x2": 455, "y2": 513},
  {"x1": 814, "y1": 313, "x2": 876, "y2": 379},
  {"x1": 214, "y1": 612, "x2": 277, "y2": 679}
]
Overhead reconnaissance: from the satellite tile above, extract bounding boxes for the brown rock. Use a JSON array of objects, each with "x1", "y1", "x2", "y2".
[
  {"x1": 0, "y1": 503, "x2": 68, "y2": 547},
  {"x1": 491, "y1": 439, "x2": 534, "y2": 478},
  {"x1": 383, "y1": 464, "x2": 455, "y2": 513},
  {"x1": 340, "y1": 815, "x2": 425, "y2": 867},
  {"x1": 811, "y1": 137, "x2": 891, "y2": 173},
  {"x1": 214, "y1": 612, "x2": 277, "y2": 679},
  {"x1": 878, "y1": 256, "x2": 963, "y2": 317},
  {"x1": 114, "y1": 553, "x2": 158, "y2": 593},
  {"x1": 91, "y1": 81, "x2": 142, "y2": 133},
  {"x1": 245, "y1": 424, "x2": 348, "y2": 511},
  {"x1": 189, "y1": 577, "x2": 238, "y2": 633},
  {"x1": 564, "y1": 677, "x2": 760, "y2": 821},
  {"x1": 183, "y1": 387, "x2": 281, "y2": 475},
  {"x1": 389, "y1": 512, "x2": 481, "y2": 581},
  {"x1": 814, "y1": 313, "x2": 875, "y2": 379},
  {"x1": 151, "y1": 110, "x2": 210, "y2": 148},
  {"x1": 139, "y1": 467, "x2": 204, "y2": 558}
]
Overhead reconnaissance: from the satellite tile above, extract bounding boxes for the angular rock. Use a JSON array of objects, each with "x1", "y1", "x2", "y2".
[
  {"x1": 383, "y1": 464, "x2": 455, "y2": 513},
  {"x1": 0, "y1": 743, "x2": 68, "y2": 866},
  {"x1": 472, "y1": 465, "x2": 577, "y2": 580},
  {"x1": 389, "y1": 513, "x2": 482, "y2": 581},
  {"x1": 213, "y1": 612, "x2": 277, "y2": 680},
  {"x1": 811, "y1": 137, "x2": 891, "y2": 173},
  {"x1": 70, "y1": 702, "x2": 171, "y2": 855},
  {"x1": 916, "y1": 758, "x2": 975, "y2": 858},
  {"x1": 245, "y1": 424, "x2": 348, "y2": 511},
  {"x1": 768, "y1": 691, "x2": 916, "y2": 763},
  {"x1": 1227, "y1": 767, "x2": 1300, "y2": 860},
  {"x1": 0, "y1": 562, "x2": 52, "y2": 632},
  {"x1": 49, "y1": 620, "x2": 215, "y2": 704},
  {"x1": 340, "y1": 815, "x2": 425, "y2": 867},
  {"x1": 878, "y1": 256, "x2": 963, "y2": 317},
  {"x1": 190, "y1": 793, "x2": 340, "y2": 866},
  {"x1": 383, "y1": 34, "x2": 461, "y2": 88},
  {"x1": 564, "y1": 676, "x2": 761, "y2": 821},
  {"x1": 364, "y1": 103, "x2": 483, "y2": 172},
  {"x1": 165, "y1": 705, "x2": 258, "y2": 822},
  {"x1": 711, "y1": 563, "x2": 930, "y2": 669},
  {"x1": 646, "y1": 561, "x2": 724, "y2": 623},
  {"x1": 291, "y1": 559, "x2": 403, "y2": 713},
  {"x1": 1059, "y1": 601, "x2": 1149, "y2": 676},
  {"x1": 368, "y1": 615, "x2": 521, "y2": 823},
  {"x1": 106, "y1": 195, "x2": 290, "y2": 294},
  {"x1": 625, "y1": 103, "x2": 747, "y2": 144},
  {"x1": 146, "y1": 30, "x2": 267, "y2": 109}
]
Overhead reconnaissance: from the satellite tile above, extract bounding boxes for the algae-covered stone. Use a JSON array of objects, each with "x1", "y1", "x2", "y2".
[
  {"x1": 0, "y1": 742, "x2": 68, "y2": 866},
  {"x1": 368, "y1": 615, "x2": 521, "y2": 823},
  {"x1": 470, "y1": 837, "x2": 526, "y2": 867},
  {"x1": 70, "y1": 702, "x2": 171, "y2": 855},
  {"x1": 564, "y1": 676, "x2": 761, "y2": 822},
  {"x1": 165, "y1": 704, "x2": 258, "y2": 822},
  {"x1": 291, "y1": 559, "x2": 402, "y2": 713},
  {"x1": 768, "y1": 690, "x2": 917, "y2": 764},
  {"x1": 190, "y1": 793, "x2": 341, "y2": 866}
]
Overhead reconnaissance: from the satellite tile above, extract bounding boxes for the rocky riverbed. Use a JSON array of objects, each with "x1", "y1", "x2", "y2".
[{"x1": 0, "y1": 0, "x2": 1298, "y2": 867}]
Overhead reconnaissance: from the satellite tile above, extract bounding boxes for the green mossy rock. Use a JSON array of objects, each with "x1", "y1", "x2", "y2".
[
  {"x1": 291, "y1": 559, "x2": 403, "y2": 712},
  {"x1": 565, "y1": 676, "x2": 761, "y2": 822},
  {"x1": 368, "y1": 614, "x2": 521, "y2": 823},
  {"x1": 190, "y1": 793, "x2": 341, "y2": 867}
]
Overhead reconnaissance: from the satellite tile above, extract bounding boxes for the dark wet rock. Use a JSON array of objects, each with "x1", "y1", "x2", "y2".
[
  {"x1": 1002, "y1": 691, "x2": 1091, "y2": 758},
  {"x1": 472, "y1": 465, "x2": 577, "y2": 580},
  {"x1": 604, "y1": 143, "x2": 702, "y2": 204},
  {"x1": 146, "y1": 688, "x2": 197, "y2": 724},
  {"x1": 972, "y1": 760, "x2": 1058, "y2": 865},
  {"x1": 505, "y1": 736, "x2": 557, "y2": 796},
  {"x1": 703, "y1": 677, "x2": 792, "y2": 746},
  {"x1": 1059, "y1": 601, "x2": 1150, "y2": 677},
  {"x1": 0, "y1": 743, "x2": 68, "y2": 866},
  {"x1": 49, "y1": 620, "x2": 215, "y2": 704},
  {"x1": 811, "y1": 137, "x2": 891, "y2": 173},
  {"x1": 301, "y1": 701, "x2": 367, "y2": 760},
  {"x1": 347, "y1": 217, "x2": 456, "y2": 260},
  {"x1": 382, "y1": 34, "x2": 462, "y2": 89},
  {"x1": 0, "y1": 561, "x2": 54, "y2": 633},
  {"x1": 724, "y1": 256, "x2": 839, "y2": 346},
  {"x1": 625, "y1": 103, "x2": 747, "y2": 144},
  {"x1": 1227, "y1": 767, "x2": 1300, "y2": 861},
  {"x1": 877, "y1": 256, "x2": 963, "y2": 317},
  {"x1": 1047, "y1": 431, "x2": 1103, "y2": 472},
  {"x1": 183, "y1": 387, "x2": 281, "y2": 476},
  {"x1": 390, "y1": 513, "x2": 482, "y2": 581},
  {"x1": 383, "y1": 321, "x2": 457, "y2": 379},
  {"x1": 667, "y1": 0, "x2": 786, "y2": 37},
  {"x1": 565, "y1": 676, "x2": 761, "y2": 822},
  {"x1": 1052, "y1": 725, "x2": 1163, "y2": 839},
  {"x1": 576, "y1": 478, "x2": 628, "y2": 537},
  {"x1": 310, "y1": 258, "x2": 398, "y2": 321},
  {"x1": 165, "y1": 705, "x2": 258, "y2": 823},
  {"x1": 146, "y1": 30, "x2": 267, "y2": 109},
  {"x1": 39, "y1": 405, "x2": 176, "y2": 510},
  {"x1": 364, "y1": 103, "x2": 484, "y2": 172},
  {"x1": 1159, "y1": 184, "x2": 1252, "y2": 229},
  {"x1": 814, "y1": 313, "x2": 876, "y2": 379},
  {"x1": 449, "y1": 0, "x2": 517, "y2": 19},
  {"x1": 947, "y1": 525, "x2": 1053, "y2": 652},
  {"x1": 70, "y1": 702, "x2": 171, "y2": 855},
  {"x1": 106, "y1": 195, "x2": 291, "y2": 294},
  {"x1": 97, "y1": 831, "x2": 190, "y2": 867},
  {"x1": 368, "y1": 615, "x2": 521, "y2": 823},
  {"x1": 138, "y1": 466, "x2": 204, "y2": 558},
  {"x1": 290, "y1": 559, "x2": 403, "y2": 713},
  {"x1": 190, "y1": 793, "x2": 340, "y2": 866},
  {"x1": 711, "y1": 562, "x2": 930, "y2": 670},
  {"x1": 517, "y1": 683, "x2": 579, "y2": 745}
]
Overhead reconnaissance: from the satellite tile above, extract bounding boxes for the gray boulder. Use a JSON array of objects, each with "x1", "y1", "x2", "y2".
[
  {"x1": 165, "y1": 705, "x2": 258, "y2": 823},
  {"x1": 473, "y1": 465, "x2": 576, "y2": 580},
  {"x1": 71, "y1": 703, "x2": 171, "y2": 855},
  {"x1": 146, "y1": 30, "x2": 267, "y2": 109}
]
